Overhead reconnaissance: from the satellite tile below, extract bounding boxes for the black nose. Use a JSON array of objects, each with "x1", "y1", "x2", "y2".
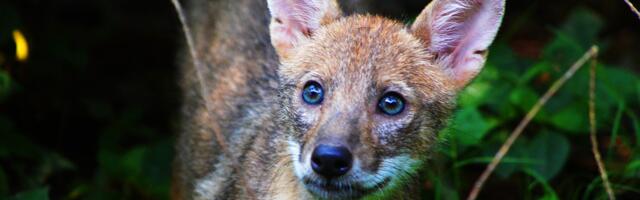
[{"x1": 311, "y1": 145, "x2": 353, "y2": 178}]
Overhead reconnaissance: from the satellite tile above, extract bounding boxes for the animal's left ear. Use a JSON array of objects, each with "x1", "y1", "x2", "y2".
[{"x1": 411, "y1": 0, "x2": 505, "y2": 89}]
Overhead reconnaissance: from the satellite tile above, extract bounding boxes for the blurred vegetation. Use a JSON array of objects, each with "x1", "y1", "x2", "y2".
[
  {"x1": 429, "y1": 9, "x2": 640, "y2": 199},
  {"x1": 1, "y1": 0, "x2": 179, "y2": 199},
  {"x1": 0, "y1": 0, "x2": 639, "y2": 199}
]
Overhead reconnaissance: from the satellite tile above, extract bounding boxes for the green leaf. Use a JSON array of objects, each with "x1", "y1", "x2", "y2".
[
  {"x1": 542, "y1": 30, "x2": 584, "y2": 65},
  {"x1": 624, "y1": 159, "x2": 640, "y2": 178},
  {"x1": 527, "y1": 131, "x2": 570, "y2": 180},
  {"x1": 487, "y1": 42, "x2": 527, "y2": 76},
  {"x1": 8, "y1": 187, "x2": 49, "y2": 200},
  {"x1": 450, "y1": 107, "x2": 498, "y2": 146},
  {"x1": 97, "y1": 140, "x2": 173, "y2": 200},
  {"x1": 557, "y1": 9, "x2": 603, "y2": 49},
  {"x1": 483, "y1": 84, "x2": 518, "y2": 119},
  {"x1": 494, "y1": 138, "x2": 530, "y2": 179},
  {"x1": 541, "y1": 9, "x2": 602, "y2": 70},
  {"x1": 520, "y1": 61, "x2": 552, "y2": 84},
  {"x1": 583, "y1": 176, "x2": 604, "y2": 200},
  {"x1": 459, "y1": 81, "x2": 491, "y2": 107},
  {"x1": 629, "y1": 111, "x2": 640, "y2": 146},
  {"x1": 139, "y1": 140, "x2": 173, "y2": 199},
  {"x1": 598, "y1": 66, "x2": 639, "y2": 101},
  {"x1": 522, "y1": 168, "x2": 559, "y2": 200},
  {"x1": 509, "y1": 86, "x2": 539, "y2": 113},
  {"x1": 607, "y1": 102, "x2": 625, "y2": 161},
  {"x1": 548, "y1": 103, "x2": 589, "y2": 133},
  {"x1": 121, "y1": 147, "x2": 146, "y2": 181},
  {"x1": 545, "y1": 64, "x2": 621, "y2": 131}
]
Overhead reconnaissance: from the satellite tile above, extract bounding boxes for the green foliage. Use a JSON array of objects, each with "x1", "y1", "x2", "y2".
[
  {"x1": 450, "y1": 107, "x2": 499, "y2": 146},
  {"x1": 96, "y1": 139, "x2": 173, "y2": 199},
  {"x1": 528, "y1": 131, "x2": 570, "y2": 180},
  {"x1": 430, "y1": 8, "x2": 640, "y2": 199}
]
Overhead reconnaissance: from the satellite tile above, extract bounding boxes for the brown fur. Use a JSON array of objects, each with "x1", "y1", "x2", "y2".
[
  {"x1": 173, "y1": 0, "x2": 279, "y2": 199},
  {"x1": 173, "y1": 0, "x2": 498, "y2": 199}
]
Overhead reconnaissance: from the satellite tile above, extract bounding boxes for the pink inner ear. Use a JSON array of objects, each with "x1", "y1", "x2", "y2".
[
  {"x1": 268, "y1": 0, "x2": 332, "y2": 36},
  {"x1": 267, "y1": 0, "x2": 340, "y2": 59},
  {"x1": 419, "y1": 0, "x2": 504, "y2": 88}
]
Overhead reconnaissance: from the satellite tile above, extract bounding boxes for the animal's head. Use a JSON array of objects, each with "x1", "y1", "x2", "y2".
[{"x1": 268, "y1": 0, "x2": 505, "y2": 198}]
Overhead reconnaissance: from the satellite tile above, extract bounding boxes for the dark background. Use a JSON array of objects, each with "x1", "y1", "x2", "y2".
[{"x1": 0, "y1": 0, "x2": 639, "y2": 199}]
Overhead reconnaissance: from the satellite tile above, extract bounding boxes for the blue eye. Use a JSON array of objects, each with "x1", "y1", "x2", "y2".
[
  {"x1": 302, "y1": 81, "x2": 324, "y2": 105},
  {"x1": 378, "y1": 92, "x2": 405, "y2": 115}
]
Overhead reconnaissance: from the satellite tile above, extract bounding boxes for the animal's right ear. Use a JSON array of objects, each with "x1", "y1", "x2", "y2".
[{"x1": 267, "y1": 0, "x2": 342, "y2": 60}]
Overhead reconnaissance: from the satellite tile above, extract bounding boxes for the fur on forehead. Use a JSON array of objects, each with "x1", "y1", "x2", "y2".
[{"x1": 278, "y1": 15, "x2": 455, "y2": 100}]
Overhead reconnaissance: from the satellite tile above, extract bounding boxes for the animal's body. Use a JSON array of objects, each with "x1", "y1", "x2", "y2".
[{"x1": 172, "y1": 0, "x2": 505, "y2": 199}]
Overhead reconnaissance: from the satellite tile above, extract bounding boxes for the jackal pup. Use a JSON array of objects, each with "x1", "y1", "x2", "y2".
[{"x1": 173, "y1": 0, "x2": 505, "y2": 199}]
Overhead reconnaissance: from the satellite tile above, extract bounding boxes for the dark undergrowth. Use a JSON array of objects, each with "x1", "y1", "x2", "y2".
[{"x1": 0, "y1": 0, "x2": 638, "y2": 199}]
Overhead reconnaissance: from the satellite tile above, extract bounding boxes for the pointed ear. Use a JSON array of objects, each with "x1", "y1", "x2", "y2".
[
  {"x1": 411, "y1": 0, "x2": 505, "y2": 89},
  {"x1": 267, "y1": 0, "x2": 342, "y2": 60}
]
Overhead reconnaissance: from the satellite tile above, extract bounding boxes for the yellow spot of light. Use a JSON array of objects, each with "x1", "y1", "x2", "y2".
[{"x1": 13, "y1": 30, "x2": 29, "y2": 62}]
